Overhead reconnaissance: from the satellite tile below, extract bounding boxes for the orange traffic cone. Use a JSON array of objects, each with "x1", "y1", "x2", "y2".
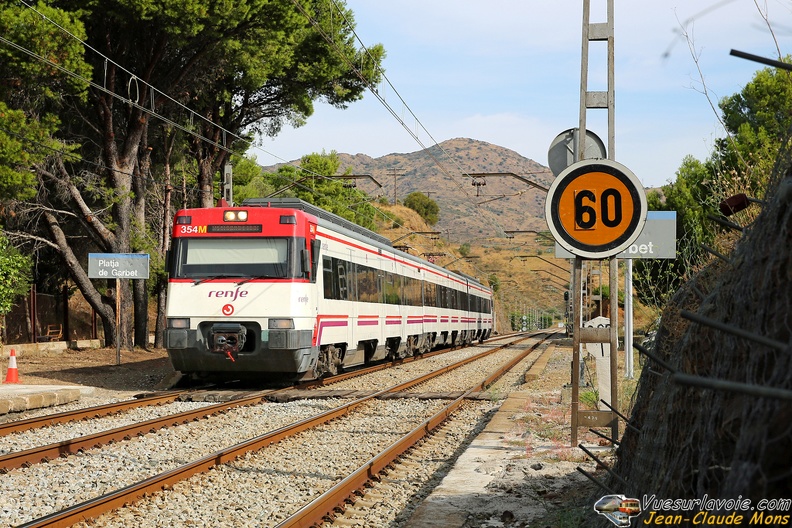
[{"x1": 4, "y1": 348, "x2": 19, "y2": 384}]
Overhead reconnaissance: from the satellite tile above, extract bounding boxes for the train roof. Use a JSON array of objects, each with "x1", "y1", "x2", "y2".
[
  {"x1": 241, "y1": 197, "x2": 392, "y2": 247},
  {"x1": 240, "y1": 197, "x2": 490, "y2": 293}
]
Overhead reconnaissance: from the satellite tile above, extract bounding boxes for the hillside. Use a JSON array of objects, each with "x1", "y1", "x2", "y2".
[
  {"x1": 371, "y1": 203, "x2": 656, "y2": 335},
  {"x1": 262, "y1": 137, "x2": 657, "y2": 334},
  {"x1": 263, "y1": 138, "x2": 553, "y2": 242}
]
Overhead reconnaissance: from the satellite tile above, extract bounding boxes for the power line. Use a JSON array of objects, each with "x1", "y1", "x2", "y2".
[
  {"x1": 0, "y1": 34, "x2": 236, "y2": 156},
  {"x1": 9, "y1": 2, "x2": 408, "y2": 229},
  {"x1": 7, "y1": 1, "x2": 498, "y2": 241},
  {"x1": 292, "y1": 0, "x2": 472, "y2": 200},
  {"x1": 305, "y1": 0, "x2": 538, "y2": 242},
  {"x1": 17, "y1": 0, "x2": 248, "y2": 152}
]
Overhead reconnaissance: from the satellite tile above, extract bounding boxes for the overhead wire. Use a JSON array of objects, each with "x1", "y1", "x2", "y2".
[
  {"x1": 10, "y1": 0, "x2": 422, "y2": 233},
  {"x1": 292, "y1": 0, "x2": 534, "y2": 243},
  {"x1": 16, "y1": 0, "x2": 248, "y2": 153},
  {"x1": 8, "y1": 1, "x2": 503, "y2": 250},
  {"x1": 0, "y1": 34, "x2": 239, "y2": 157},
  {"x1": 4, "y1": 4, "x2": 394, "y2": 228},
  {"x1": 292, "y1": 0, "x2": 472, "y2": 199}
]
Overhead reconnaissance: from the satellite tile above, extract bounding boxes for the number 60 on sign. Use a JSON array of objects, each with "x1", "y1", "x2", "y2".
[{"x1": 545, "y1": 159, "x2": 647, "y2": 259}]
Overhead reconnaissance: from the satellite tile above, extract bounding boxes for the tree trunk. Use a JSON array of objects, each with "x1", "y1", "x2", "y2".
[
  {"x1": 154, "y1": 133, "x2": 176, "y2": 349},
  {"x1": 43, "y1": 210, "x2": 116, "y2": 343},
  {"x1": 198, "y1": 157, "x2": 216, "y2": 208},
  {"x1": 133, "y1": 280, "x2": 148, "y2": 349}
]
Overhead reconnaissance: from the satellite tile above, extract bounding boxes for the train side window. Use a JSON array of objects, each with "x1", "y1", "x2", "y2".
[
  {"x1": 423, "y1": 281, "x2": 433, "y2": 307},
  {"x1": 402, "y1": 276, "x2": 417, "y2": 306},
  {"x1": 336, "y1": 260, "x2": 348, "y2": 300},
  {"x1": 384, "y1": 272, "x2": 400, "y2": 304},
  {"x1": 323, "y1": 256, "x2": 335, "y2": 299},
  {"x1": 357, "y1": 264, "x2": 379, "y2": 303},
  {"x1": 310, "y1": 239, "x2": 321, "y2": 283}
]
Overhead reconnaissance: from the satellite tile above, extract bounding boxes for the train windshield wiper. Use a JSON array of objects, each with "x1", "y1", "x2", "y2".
[
  {"x1": 192, "y1": 274, "x2": 245, "y2": 285},
  {"x1": 235, "y1": 275, "x2": 278, "y2": 286}
]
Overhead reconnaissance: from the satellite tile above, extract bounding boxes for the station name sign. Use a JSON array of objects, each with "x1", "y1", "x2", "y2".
[
  {"x1": 555, "y1": 211, "x2": 677, "y2": 259},
  {"x1": 88, "y1": 253, "x2": 150, "y2": 279}
]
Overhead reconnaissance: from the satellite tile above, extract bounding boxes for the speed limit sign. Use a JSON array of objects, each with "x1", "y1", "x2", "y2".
[{"x1": 545, "y1": 159, "x2": 647, "y2": 259}]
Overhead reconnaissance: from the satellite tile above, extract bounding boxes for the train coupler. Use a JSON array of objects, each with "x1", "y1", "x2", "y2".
[{"x1": 209, "y1": 323, "x2": 246, "y2": 362}]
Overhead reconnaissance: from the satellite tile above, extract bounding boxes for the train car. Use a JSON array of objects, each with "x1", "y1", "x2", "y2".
[{"x1": 164, "y1": 198, "x2": 493, "y2": 382}]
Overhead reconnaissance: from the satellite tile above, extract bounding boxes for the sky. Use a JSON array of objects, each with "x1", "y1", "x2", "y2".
[{"x1": 256, "y1": 0, "x2": 791, "y2": 189}]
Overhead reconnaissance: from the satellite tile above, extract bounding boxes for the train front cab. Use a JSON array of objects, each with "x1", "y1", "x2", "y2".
[{"x1": 164, "y1": 205, "x2": 325, "y2": 381}]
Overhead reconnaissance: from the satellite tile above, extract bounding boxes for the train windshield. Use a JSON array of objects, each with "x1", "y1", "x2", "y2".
[{"x1": 171, "y1": 237, "x2": 300, "y2": 280}]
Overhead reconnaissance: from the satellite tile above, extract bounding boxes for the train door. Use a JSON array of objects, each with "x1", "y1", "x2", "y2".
[{"x1": 343, "y1": 250, "x2": 366, "y2": 367}]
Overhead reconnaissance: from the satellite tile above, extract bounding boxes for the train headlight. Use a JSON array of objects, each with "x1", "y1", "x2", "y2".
[
  {"x1": 268, "y1": 318, "x2": 294, "y2": 329},
  {"x1": 168, "y1": 318, "x2": 190, "y2": 329},
  {"x1": 223, "y1": 210, "x2": 248, "y2": 222}
]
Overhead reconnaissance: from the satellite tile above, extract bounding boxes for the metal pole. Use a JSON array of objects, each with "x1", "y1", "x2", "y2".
[
  {"x1": 625, "y1": 259, "x2": 634, "y2": 378},
  {"x1": 571, "y1": 256, "x2": 583, "y2": 446},
  {"x1": 609, "y1": 257, "x2": 619, "y2": 441},
  {"x1": 115, "y1": 278, "x2": 121, "y2": 366}
]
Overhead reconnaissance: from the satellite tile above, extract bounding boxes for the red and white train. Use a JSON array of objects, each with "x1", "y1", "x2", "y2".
[{"x1": 164, "y1": 198, "x2": 493, "y2": 381}]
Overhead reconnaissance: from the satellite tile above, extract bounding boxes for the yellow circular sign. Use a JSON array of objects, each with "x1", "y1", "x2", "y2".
[{"x1": 545, "y1": 160, "x2": 647, "y2": 259}]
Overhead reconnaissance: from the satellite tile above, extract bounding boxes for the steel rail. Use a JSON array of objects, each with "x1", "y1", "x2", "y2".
[
  {"x1": 1, "y1": 338, "x2": 508, "y2": 471},
  {"x1": 0, "y1": 390, "x2": 190, "y2": 437},
  {"x1": 1, "y1": 333, "x2": 506, "y2": 436},
  {"x1": 297, "y1": 344, "x2": 465, "y2": 387},
  {"x1": 1, "y1": 337, "x2": 494, "y2": 435},
  {"x1": 276, "y1": 332, "x2": 555, "y2": 527},
  {"x1": 18, "y1": 333, "x2": 542, "y2": 528},
  {"x1": 0, "y1": 389, "x2": 278, "y2": 473},
  {"x1": 299, "y1": 332, "x2": 511, "y2": 388}
]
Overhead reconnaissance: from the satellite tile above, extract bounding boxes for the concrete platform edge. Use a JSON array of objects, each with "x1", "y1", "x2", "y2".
[
  {"x1": 403, "y1": 343, "x2": 558, "y2": 528},
  {"x1": 0, "y1": 386, "x2": 90, "y2": 415}
]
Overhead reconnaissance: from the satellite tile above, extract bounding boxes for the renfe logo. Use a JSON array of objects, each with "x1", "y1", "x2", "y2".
[{"x1": 208, "y1": 288, "x2": 249, "y2": 302}]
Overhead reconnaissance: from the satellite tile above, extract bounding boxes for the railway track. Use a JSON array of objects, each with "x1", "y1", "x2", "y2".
[
  {"x1": 1, "y1": 334, "x2": 522, "y2": 439},
  {"x1": 0, "y1": 332, "x2": 555, "y2": 527}
]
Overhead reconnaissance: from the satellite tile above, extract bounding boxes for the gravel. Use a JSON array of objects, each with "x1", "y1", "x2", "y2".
[{"x1": 0, "y1": 336, "x2": 567, "y2": 527}]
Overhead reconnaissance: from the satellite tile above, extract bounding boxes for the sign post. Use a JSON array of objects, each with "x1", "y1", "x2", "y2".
[
  {"x1": 88, "y1": 253, "x2": 150, "y2": 365},
  {"x1": 545, "y1": 159, "x2": 647, "y2": 445},
  {"x1": 555, "y1": 211, "x2": 677, "y2": 379}
]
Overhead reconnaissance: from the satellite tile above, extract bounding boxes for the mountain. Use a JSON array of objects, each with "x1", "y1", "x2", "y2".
[
  {"x1": 259, "y1": 138, "x2": 658, "y2": 332},
  {"x1": 262, "y1": 138, "x2": 554, "y2": 242}
]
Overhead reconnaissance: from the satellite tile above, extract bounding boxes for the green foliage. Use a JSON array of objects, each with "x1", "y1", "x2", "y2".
[
  {"x1": 230, "y1": 153, "x2": 277, "y2": 203},
  {"x1": 0, "y1": 4, "x2": 90, "y2": 203},
  {"x1": 270, "y1": 152, "x2": 378, "y2": 230},
  {"x1": 0, "y1": 4, "x2": 91, "y2": 104},
  {"x1": 1, "y1": 0, "x2": 386, "y2": 346},
  {"x1": 508, "y1": 311, "x2": 554, "y2": 330},
  {"x1": 634, "y1": 63, "x2": 791, "y2": 309},
  {"x1": 0, "y1": 104, "x2": 47, "y2": 201},
  {"x1": 0, "y1": 231, "x2": 32, "y2": 317},
  {"x1": 228, "y1": 153, "x2": 265, "y2": 188},
  {"x1": 403, "y1": 192, "x2": 440, "y2": 225},
  {"x1": 634, "y1": 157, "x2": 715, "y2": 308},
  {"x1": 458, "y1": 242, "x2": 471, "y2": 257},
  {"x1": 579, "y1": 389, "x2": 600, "y2": 410},
  {"x1": 488, "y1": 274, "x2": 500, "y2": 293},
  {"x1": 234, "y1": 175, "x2": 277, "y2": 203},
  {"x1": 592, "y1": 284, "x2": 624, "y2": 305}
]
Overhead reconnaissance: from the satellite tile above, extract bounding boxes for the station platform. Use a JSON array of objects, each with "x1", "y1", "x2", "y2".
[
  {"x1": 0, "y1": 384, "x2": 95, "y2": 416},
  {"x1": 404, "y1": 343, "x2": 562, "y2": 528}
]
